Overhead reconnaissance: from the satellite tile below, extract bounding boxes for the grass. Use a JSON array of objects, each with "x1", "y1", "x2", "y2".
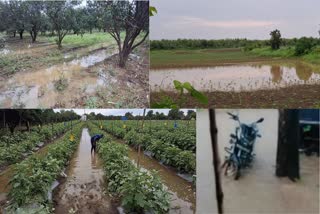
[
  {"x1": 40, "y1": 32, "x2": 114, "y2": 47},
  {"x1": 151, "y1": 48, "x2": 269, "y2": 69}
]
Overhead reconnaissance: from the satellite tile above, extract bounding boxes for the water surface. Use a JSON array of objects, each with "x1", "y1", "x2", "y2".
[{"x1": 150, "y1": 62, "x2": 320, "y2": 92}]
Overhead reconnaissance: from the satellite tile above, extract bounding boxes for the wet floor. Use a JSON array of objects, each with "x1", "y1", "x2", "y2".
[
  {"x1": 113, "y1": 138, "x2": 196, "y2": 214},
  {"x1": 197, "y1": 109, "x2": 319, "y2": 213},
  {"x1": 150, "y1": 62, "x2": 320, "y2": 92},
  {"x1": 53, "y1": 128, "x2": 117, "y2": 214},
  {"x1": 0, "y1": 48, "x2": 117, "y2": 108}
]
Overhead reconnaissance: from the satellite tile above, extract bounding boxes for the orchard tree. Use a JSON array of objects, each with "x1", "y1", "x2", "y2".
[
  {"x1": 270, "y1": 29, "x2": 282, "y2": 50},
  {"x1": 24, "y1": 1, "x2": 45, "y2": 42},
  {"x1": 104, "y1": 0, "x2": 149, "y2": 67},
  {"x1": 44, "y1": 1, "x2": 77, "y2": 48}
]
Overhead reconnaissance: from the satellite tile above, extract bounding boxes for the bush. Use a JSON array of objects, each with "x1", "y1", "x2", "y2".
[{"x1": 295, "y1": 37, "x2": 316, "y2": 56}]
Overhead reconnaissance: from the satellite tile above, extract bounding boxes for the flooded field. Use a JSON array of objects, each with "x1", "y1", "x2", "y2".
[
  {"x1": 53, "y1": 128, "x2": 118, "y2": 214},
  {"x1": 0, "y1": 45, "x2": 148, "y2": 108},
  {"x1": 150, "y1": 62, "x2": 320, "y2": 92},
  {"x1": 113, "y1": 138, "x2": 196, "y2": 214},
  {"x1": 197, "y1": 109, "x2": 319, "y2": 213}
]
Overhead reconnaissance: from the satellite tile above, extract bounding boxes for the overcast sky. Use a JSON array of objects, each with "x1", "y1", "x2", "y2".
[
  {"x1": 150, "y1": 0, "x2": 320, "y2": 40},
  {"x1": 54, "y1": 109, "x2": 194, "y2": 116}
]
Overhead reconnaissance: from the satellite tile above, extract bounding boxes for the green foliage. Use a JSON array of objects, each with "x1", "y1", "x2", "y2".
[
  {"x1": 8, "y1": 124, "x2": 82, "y2": 209},
  {"x1": 295, "y1": 37, "x2": 317, "y2": 56},
  {"x1": 270, "y1": 29, "x2": 282, "y2": 50},
  {"x1": 149, "y1": 6, "x2": 157, "y2": 17},
  {"x1": 152, "y1": 80, "x2": 208, "y2": 108},
  {"x1": 88, "y1": 124, "x2": 171, "y2": 214}
]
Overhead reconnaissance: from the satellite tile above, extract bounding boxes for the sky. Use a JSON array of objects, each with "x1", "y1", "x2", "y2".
[
  {"x1": 150, "y1": 0, "x2": 320, "y2": 40},
  {"x1": 54, "y1": 109, "x2": 194, "y2": 116}
]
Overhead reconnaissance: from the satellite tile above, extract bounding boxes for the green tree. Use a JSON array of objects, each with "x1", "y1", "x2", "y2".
[
  {"x1": 270, "y1": 29, "x2": 282, "y2": 50},
  {"x1": 104, "y1": 1, "x2": 149, "y2": 67}
]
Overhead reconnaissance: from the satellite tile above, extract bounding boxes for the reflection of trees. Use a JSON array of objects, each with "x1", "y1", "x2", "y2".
[
  {"x1": 295, "y1": 63, "x2": 312, "y2": 81},
  {"x1": 270, "y1": 65, "x2": 282, "y2": 83}
]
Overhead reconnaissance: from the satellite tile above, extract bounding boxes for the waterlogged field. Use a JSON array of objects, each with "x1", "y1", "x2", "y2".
[
  {"x1": 150, "y1": 48, "x2": 320, "y2": 108},
  {"x1": 89, "y1": 120, "x2": 196, "y2": 213},
  {"x1": 0, "y1": 120, "x2": 196, "y2": 213},
  {"x1": 0, "y1": 33, "x2": 149, "y2": 108}
]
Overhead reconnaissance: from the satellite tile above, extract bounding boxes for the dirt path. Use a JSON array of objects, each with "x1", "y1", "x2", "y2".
[
  {"x1": 112, "y1": 137, "x2": 196, "y2": 214},
  {"x1": 53, "y1": 128, "x2": 118, "y2": 214}
]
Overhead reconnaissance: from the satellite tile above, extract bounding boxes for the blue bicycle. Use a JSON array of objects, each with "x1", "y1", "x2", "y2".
[{"x1": 222, "y1": 112, "x2": 264, "y2": 180}]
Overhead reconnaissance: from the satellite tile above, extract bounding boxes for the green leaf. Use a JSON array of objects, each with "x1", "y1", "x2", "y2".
[{"x1": 149, "y1": 6, "x2": 157, "y2": 17}]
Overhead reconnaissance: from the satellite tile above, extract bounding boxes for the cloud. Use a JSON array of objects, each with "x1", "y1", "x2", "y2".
[{"x1": 174, "y1": 16, "x2": 279, "y2": 28}]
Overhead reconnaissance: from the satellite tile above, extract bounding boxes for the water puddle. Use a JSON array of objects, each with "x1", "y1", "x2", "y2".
[
  {"x1": 0, "y1": 48, "x2": 116, "y2": 108},
  {"x1": 53, "y1": 128, "x2": 118, "y2": 214},
  {"x1": 114, "y1": 138, "x2": 196, "y2": 214},
  {"x1": 150, "y1": 62, "x2": 320, "y2": 92}
]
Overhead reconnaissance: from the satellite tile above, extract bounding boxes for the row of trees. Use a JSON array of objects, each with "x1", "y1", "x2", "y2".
[
  {"x1": 151, "y1": 28, "x2": 320, "y2": 52},
  {"x1": 86, "y1": 109, "x2": 196, "y2": 121},
  {"x1": 0, "y1": 0, "x2": 149, "y2": 67},
  {"x1": 0, "y1": 109, "x2": 80, "y2": 133}
]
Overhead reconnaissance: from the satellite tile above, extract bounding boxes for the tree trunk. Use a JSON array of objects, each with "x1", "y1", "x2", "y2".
[
  {"x1": 19, "y1": 30, "x2": 24, "y2": 40},
  {"x1": 13, "y1": 31, "x2": 16, "y2": 37},
  {"x1": 276, "y1": 109, "x2": 300, "y2": 181},
  {"x1": 119, "y1": 48, "x2": 130, "y2": 68},
  {"x1": 209, "y1": 109, "x2": 224, "y2": 214}
]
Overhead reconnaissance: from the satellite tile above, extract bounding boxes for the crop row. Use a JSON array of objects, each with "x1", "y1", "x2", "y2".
[
  {"x1": 98, "y1": 120, "x2": 196, "y2": 152},
  {"x1": 6, "y1": 123, "x2": 83, "y2": 212},
  {"x1": 88, "y1": 123, "x2": 171, "y2": 214},
  {"x1": 94, "y1": 121, "x2": 196, "y2": 175},
  {"x1": 0, "y1": 121, "x2": 78, "y2": 168}
]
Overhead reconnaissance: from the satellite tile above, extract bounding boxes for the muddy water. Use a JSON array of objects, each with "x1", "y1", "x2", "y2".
[
  {"x1": 113, "y1": 138, "x2": 196, "y2": 214},
  {"x1": 53, "y1": 128, "x2": 117, "y2": 214},
  {"x1": 197, "y1": 109, "x2": 319, "y2": 213},
  {"x1": 150, "y1": 62, "x2": 320, "y2": 92},
  {"x1": 0, "y1": 48, "x2": 116, "y2": 108}
]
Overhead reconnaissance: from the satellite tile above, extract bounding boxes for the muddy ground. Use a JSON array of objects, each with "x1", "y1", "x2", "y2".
[
  {"x1": 0, "y1": 36, "x2": 149, "y2": 108},
  {"x1": 151, "y1": 84, "x2": 320, "y2": 108},
  {"x1": 53, "y1": 128, "x2": 119, "y2": 214}
]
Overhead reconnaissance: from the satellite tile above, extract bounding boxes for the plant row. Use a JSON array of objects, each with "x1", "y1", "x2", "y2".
[
  {"x1": 94, "y1": 121, "x2": 196, "y2": 175},
  {"x1": 0, "y1": 121, "x2": 79, "y2": 167},
  {"x1": 97, "y1": 120, "x2": 196, "y2": 152},
  {"x1": 7, "y1": 123, "x2": 83, "y2": 212},
  {"x1": 88, "y1": 123, "x2": 171, "y2": 214}
]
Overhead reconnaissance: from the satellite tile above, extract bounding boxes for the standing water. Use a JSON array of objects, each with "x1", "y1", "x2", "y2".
[
  {"x1": 150, "y1": 62, "x2": 320, "y2": 92},
  {"x1": 53, "y1": 128, "x2": 118, "y2": 214},
  {"x1": 113, "y1": 138, "x2": 196, "y2": 214}
]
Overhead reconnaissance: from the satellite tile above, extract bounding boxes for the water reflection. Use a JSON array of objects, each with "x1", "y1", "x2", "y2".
[{"x1": 150, "y1": 62, "x2": 320, "y2": 92}]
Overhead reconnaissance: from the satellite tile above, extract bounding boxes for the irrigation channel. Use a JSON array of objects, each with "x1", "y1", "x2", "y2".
[{"x1": 52, "y1": 127, "x2": 195, "y2": 213}]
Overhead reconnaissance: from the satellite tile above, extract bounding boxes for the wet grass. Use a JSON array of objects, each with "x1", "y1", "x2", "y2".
[
  {"x1": 151, "y1": 84, "x2": 320, "y2": 108},
  {"x1": 40, "y1": 32, "x2": 114, "y2": 47},
  {"x1": 151, "y1": 48, "x2": 274, "y2": 69},
  {"x1": 151, "y1": 47, "x2": 320, "y2": 69}
]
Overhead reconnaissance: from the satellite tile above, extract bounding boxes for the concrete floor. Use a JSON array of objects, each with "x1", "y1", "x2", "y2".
[{"x1": 197, "y1": 109, "x2": 319, "y2": 214}]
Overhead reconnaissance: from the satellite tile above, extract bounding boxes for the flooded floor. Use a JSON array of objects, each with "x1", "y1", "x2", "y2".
[
  {"x1": 197, "y1": 109, "x2": 319, "y2": 213},
  {"x1": 113, "y1": 138, "x2": 196, "y2": 214},
  {"x1": 53, "y1": 128, "x2": 118, "y2": 214},
  {"x1": 150, "y1": 62, "x2": 320, "y2": 92}
]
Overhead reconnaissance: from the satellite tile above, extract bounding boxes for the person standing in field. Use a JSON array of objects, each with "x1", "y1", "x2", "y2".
[{"x1": 91, "y1": 134, "x2": 103, "y2": 153}]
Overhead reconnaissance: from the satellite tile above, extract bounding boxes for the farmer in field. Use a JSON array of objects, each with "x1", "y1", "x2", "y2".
[{"x1": 91, "y1": 134, "x2": 103, "y2": 153}]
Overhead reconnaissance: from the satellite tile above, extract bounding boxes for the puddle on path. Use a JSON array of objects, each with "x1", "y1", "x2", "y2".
[
  {"x1": 53, "y1": 128, "x2": 117, "y2": 214},
  {"x1": 114, "y1": 138, "x2": 196, "y2": 214},
  {"x1": 150, "y1": 62, "x2": 320, "y2": 92},
  {"x1": 0, "y1": 48, "x2": 116, "y2": 108}
]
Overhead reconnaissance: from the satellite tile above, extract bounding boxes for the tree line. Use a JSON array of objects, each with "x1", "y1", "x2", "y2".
[
  {"x1": 86, "y1": 109, "x2": 196, "y2": 121},
  {"x1": 151, "y1": 29, "x2": 320, "y2": 54},
  {"x1": 0, "y1": 109, "x2": 80, "y2": 132},
  {"x1": 0, "y1": 0, "x2": 149, "y2": 67}
]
